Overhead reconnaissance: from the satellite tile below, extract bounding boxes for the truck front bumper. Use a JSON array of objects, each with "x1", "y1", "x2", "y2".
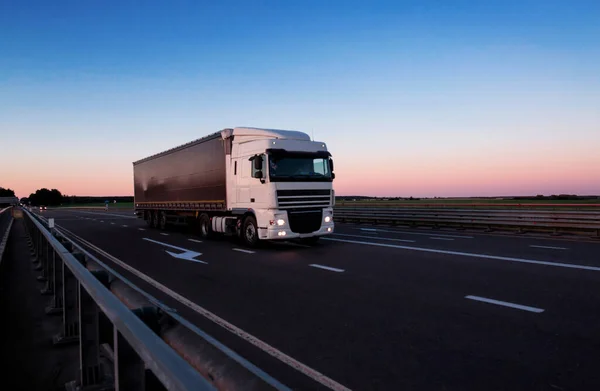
[{"x1": 259, "y1": 223, "x2": 334, "y2": 240}]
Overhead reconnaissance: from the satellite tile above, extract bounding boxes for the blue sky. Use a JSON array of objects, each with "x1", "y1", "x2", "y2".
[{"x1": 1, "y1": 0, "x2": 599, "y2": 197}]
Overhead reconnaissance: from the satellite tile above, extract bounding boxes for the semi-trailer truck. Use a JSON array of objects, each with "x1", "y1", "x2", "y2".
[{"x1": 133, "y1": 127, "x2": 335, "y2": 247}]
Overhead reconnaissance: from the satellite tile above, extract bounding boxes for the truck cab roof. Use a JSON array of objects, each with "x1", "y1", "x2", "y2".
[{"x1": 222, "y1": 127, "x2": 311, "y2": 142}]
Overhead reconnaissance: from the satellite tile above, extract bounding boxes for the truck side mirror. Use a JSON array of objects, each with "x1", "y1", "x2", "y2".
[
  {"x1": 329, "y1": 158, "x2": 334, "y2": 172},
  {"x1": 253, "y1": 156, "x2": 263, "y2": 170}
]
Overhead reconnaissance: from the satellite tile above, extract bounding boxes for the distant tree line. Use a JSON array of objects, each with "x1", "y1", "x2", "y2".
[
  {"x1": 26, "y1": 188, "x2": 64, "y2": 206},
  {"x1": 0, "y1": 187, "x2": 15, "y2": 197},
  {"x1": 21, "y1": 188, "x2": 134, "y2": 206}
]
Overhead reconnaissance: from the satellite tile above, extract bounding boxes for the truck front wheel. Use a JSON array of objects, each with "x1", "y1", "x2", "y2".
[{"x1": 242, "y1": 216, "x2": 259, "y2": 247}]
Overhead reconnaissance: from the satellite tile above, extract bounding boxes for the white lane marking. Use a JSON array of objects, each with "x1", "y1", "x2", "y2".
[
  {"x1": 100, "y1": 220, "x2": 104, "y2": 223},
  {"x1": 139, "y1": 228, "x2": 145, "y2": 231},
  {"x1": 142, "y1": 238, "x2": 205, "y2": 263},
  {"x1": 360, "y1": 228, "x2": 377, "y2": 232},
  {"x1": 122, "y1": 225, "x2": 128, "y2": 227},
  {"x1": 233, "y1": 248, "x2": 255, "y2": 254},
  {"x1": 111, "y1": 222, "x2": 115, "y2": 225},
  {"x1": 59, "y1": 230, "x2": 350, "y2": 391},
  {"x1": 357, "y1": 227, "x2": 473, "y2": 239},
  {"x1": 430, "y1": 237, "x2": 454, "y2": 241},
  {"x1": 530, "y1": 245, "x2": 568, "y2": 250},
  {"x1": 309, "y1": 264, "x2": 344, "y2": 273},
  {"x1": 188, "y1": 239, "x2": 203, "y2": 243},
  {"x1": 160, "y1": 233, "x2": 169, "y2": 236},
  {"x1": 323, "y1": 237, "x2": 600, "y2": 272},
  {"x1": 49, "y1": 224, "x2": 290, "y2": 391},
  {"x1": 333, "y1": 233, "x2": 415, "y2": 243},
  {"x1": 465, "y1": 295, "x2": 544, "y2": 313}
]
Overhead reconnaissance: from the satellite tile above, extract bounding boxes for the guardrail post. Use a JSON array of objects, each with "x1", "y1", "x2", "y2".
[
  {"x1": 54, "y1": 262, "x2": 79, "y2": 345},
  {"x1": 41, "y1": 244, "x2": 54, "y2": 295},
  {"x1": 114, "y1": 325, "x2": 146, "y2": 391},
  {"x1": 36, "y1": 237, "x2": 49, "y2": 281},
  {"x1": 30, "y1": 226, "x2": 39, "y2": 262},
  {"x1": 77, "y1": 280, "x2": 107, "y2": 388},
  {"x1": 46, "y1": 249, "x2": 64, "y2": 315}
]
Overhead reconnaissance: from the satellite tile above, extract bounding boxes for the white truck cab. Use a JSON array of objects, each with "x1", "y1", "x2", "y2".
[{"x1": 223, "y1": 127, "x2": 335, "y2": 243}]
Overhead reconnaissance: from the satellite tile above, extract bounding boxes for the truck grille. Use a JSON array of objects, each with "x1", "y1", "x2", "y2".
[
  {"x1": 288, "y1": 209, "x2": 323, "y2": 234},
  {"x1": 276, "y1": 189, "x2": 331, "y2": 209}
]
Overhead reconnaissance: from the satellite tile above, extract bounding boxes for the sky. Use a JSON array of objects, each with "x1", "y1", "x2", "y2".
[{"x1": 1, "y1": 0, "x2": 599, "y2": 198}]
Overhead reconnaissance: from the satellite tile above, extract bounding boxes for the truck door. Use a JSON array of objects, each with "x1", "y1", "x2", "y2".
[{"x1": 236, "y1": 157, "x2": 251, "y2": 205}]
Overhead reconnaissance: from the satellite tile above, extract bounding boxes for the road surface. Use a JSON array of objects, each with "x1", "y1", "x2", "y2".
[{"x1": 34, "y1": 208, "x2": 600, "y2": 391}]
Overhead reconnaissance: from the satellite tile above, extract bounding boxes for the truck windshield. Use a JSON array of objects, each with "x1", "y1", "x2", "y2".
[{"x1": 268, "y1": 154, "x2": 333, "y2": 182}]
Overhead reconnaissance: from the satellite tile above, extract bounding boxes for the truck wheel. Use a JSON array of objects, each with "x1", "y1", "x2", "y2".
[
  {"x1": 145, "y1": 211, "x2": 153, "y2": 227},
  {"x1": 151, "y1": 211, "x2": 160, "y2": 229},
  {"x1": 242, "y1": 216, "x2": 259, "y2": 247},
  {"x1": 158, "y1": 211, "x2": 168, "y2": 230},
  {"x1": 199, "y1": 214, "x2": 213, "y2": 239}
]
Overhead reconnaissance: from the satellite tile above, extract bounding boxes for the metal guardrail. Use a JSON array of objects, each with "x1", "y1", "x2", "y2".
[
  {"x1": 333, "y1": 207, "x2": 600, "y2": 237},
  {"x1": 22, "y1": 208, "x2": 288, "y2": 391},
  {"x1": 335, "y1": 202, "x2": 600, "y2": 210},
  {"x1": 0, "y1": 207, "x2": 14, "y2": 265}
]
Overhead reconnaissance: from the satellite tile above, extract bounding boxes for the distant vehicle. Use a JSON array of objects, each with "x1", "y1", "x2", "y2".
[
  {"x1": 39, "y1": 206, "x2": 47, "y2": 211},
  {"x1": 133, "y1": 127, "x2": 336, "y2": 247}
]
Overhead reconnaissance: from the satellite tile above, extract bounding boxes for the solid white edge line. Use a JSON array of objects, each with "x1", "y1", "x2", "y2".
[
  {"x1": 232, "y1": 248, "x2": 255, "y2": 254},
  {"x1": 332, "y1": 233, "x2": 415, "y2": 243},
  {"x1": 139, "y1": 228, "x2": 145, "y2": 231},
  {"x1": 322, "y1": 237, "x2": 600, "y2": 272},
  {"x1": 530, "y1": 245, "x2": 568, "y2": 250},
  {"x1": 188, "y1": 239, "x2": 203, "y2": 243},
  {"x1": 465, "y1": 295, "x2": 544, "y2": 313},
  {"x1": 430, "y1": 237, "x2": 454, "y2": 241},
  {"x1": 58, "y1": 228, "x2": 351, "y2": 391},
  {"x1": 122, "y1": 225, "x2": 128, "y2": 227},
  {"x1": 309, "y1": 264, "x2": 345, "y2": 272},
  {"x1": 357, "y1": 227, "x2": 473, "y2": 239},
  {"x1": 160, "y1": 233, "x2": 169, "y2": 236}
]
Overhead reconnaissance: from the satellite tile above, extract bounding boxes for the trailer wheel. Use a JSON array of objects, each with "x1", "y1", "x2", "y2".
[
  {"x1": 242, "y1": 216, "x2": 259, "y2": 247},
  {"x1": 199, "y1": 213, "x2": 213, "y2": 239},
  {"x1": 151, "y1": 211, "x2": 160, "y2": 229},
  {"x1": 145, "y1": 211, "x2": 153, "y2": 227},
  {"x1": 158, "y1": 211, "x2": 168, "y2": 230}
]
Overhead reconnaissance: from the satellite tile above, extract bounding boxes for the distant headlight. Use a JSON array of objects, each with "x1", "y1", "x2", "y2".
[{"x1": 324, "y1": 216, "x2": 332, "y2": 223}]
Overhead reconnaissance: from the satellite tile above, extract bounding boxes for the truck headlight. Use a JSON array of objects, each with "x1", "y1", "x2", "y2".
[
  {"x1": 277, "y1": 219, "x2": 285, "y2": 226},
  {"x1": 324, "y1": 215, "x2": 332, "y2": 223}
]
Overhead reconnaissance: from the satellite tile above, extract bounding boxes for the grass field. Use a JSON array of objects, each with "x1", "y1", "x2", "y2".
[{"x1": 57, "y1": 202, "x2": 134, "y2": 209}]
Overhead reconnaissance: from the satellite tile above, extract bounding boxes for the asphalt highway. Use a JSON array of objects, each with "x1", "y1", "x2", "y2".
[{"x1": 34, "y1": 208, "x2": 600, "y2": 391}]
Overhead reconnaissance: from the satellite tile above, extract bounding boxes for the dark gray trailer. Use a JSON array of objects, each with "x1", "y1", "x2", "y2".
[{"x1": 133, "y1": 132, "x2": 228, "y2": 221}]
